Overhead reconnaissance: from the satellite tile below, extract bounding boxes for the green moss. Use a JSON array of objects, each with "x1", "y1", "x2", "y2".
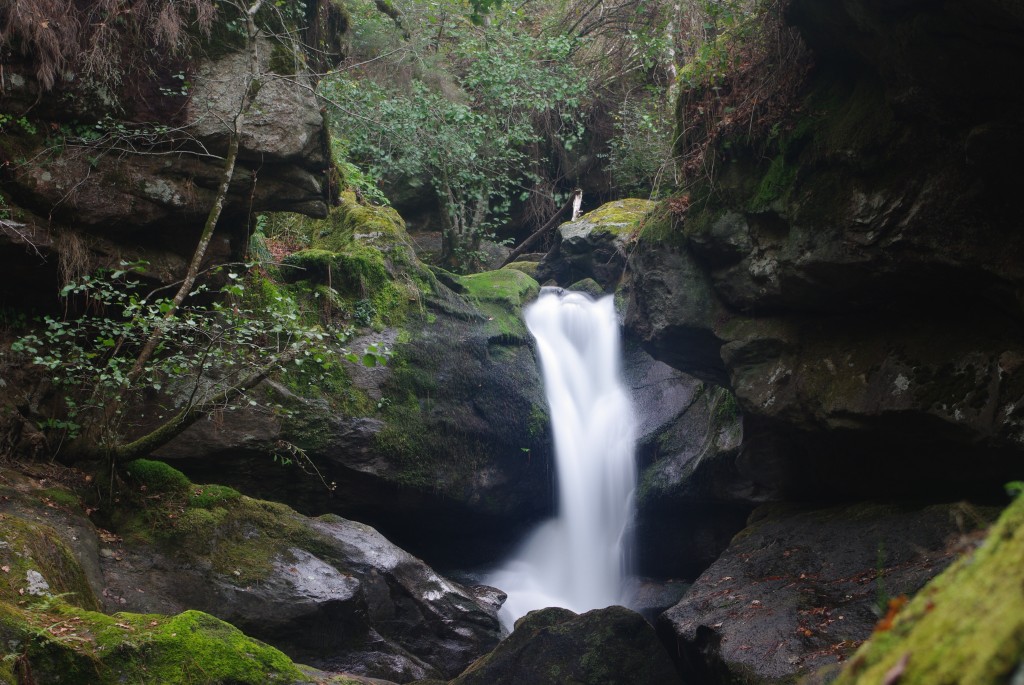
[
  {"x1": 109, "y1": 464, "x2": 335, "y2": 586},
  {"x1": 268, "y1": 41, "x2": 298, "y2": 75},
  {"x1": 567, "y1": 278, "x2": 604, "y2": 297},
  {"x1": 0, "y1": 601, "x2": 304, "y2": 684},
  {"x1": 456, "y1": 268, "x2": 539, "y2": 342},
  {"x1": 528, "y1": 403, "x2": 549, "y2": 439},
  {"x1": 636, "y1": 201, "x2": 686, "y2": 246},
  {"x1": 276, "y1": 192, "x2": 434, "y2": 330},
  {"x1": 123, "y1": 459, "x2": 190, "y2": 496},
  {"x1": 504, "y1": 260, "x2": 541, "y2": 279},
  {"x1": 35, "y1": 488, "x2": 81, "y2": 509},
  {"x1": 749, "y1": 153, "x2": 797, "y2": 212},
  {"x1": 372, "y1": 344, "x2": 491, "y2": 490},
  {"x1": 0, "y1": 514, "x2": 99, "y2": 610},
  {"x1": 188, "y1": 483, "x2": 242, "y2": 509},
  {"x1": 827, "y1": 495, "x2": 1024, "y2": 685},
  {"x1": 574, "y1": 198, "x2": 655, "y2": 237}
]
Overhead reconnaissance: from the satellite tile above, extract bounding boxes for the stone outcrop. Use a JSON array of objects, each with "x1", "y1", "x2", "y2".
[
  {"x1": 625, "y1": 0, "x2": 1024, "y2": 503},
  {"x1": 0, "y1": 462, "x2": 500, "y2": 684},
  {"x1": 536, "y1": 198, "x2": 654, "y2": 290},
  {"x1": 658, "y1": 501, "x2": 996, "y2": 684},
  {"x1": 0, "y1": 34, "x2": 332, "y2": 312}
]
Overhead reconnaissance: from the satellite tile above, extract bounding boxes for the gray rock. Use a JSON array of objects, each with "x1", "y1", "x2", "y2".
[
  {"x1": 99, "y1": 503, "x2": 502, "y2": 682},
  {"x1": 452, "y1": 605, "x2": 682, "y2": 685},
  {"x1": 537, "y1": 199, "x2": 654, "y2": 290},
  {"x1": 658, "y1": 501, "x2": 997, "y2": 684}
]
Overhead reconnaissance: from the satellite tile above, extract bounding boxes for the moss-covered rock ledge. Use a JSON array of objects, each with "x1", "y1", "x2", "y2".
[
  {"x1": 817, "y1": 493, "x2": 1024, "y2": 685},
  {"x1": 535, "y1": 198, "x2": 655, "y2": 290},
  {"x1": 0, "y1": 462, "x2": 501, "y2": 684}
]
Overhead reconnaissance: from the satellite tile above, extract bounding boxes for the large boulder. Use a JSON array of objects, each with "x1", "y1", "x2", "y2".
[
  {"x1": 658, "y1": 501, "x2": 997, "y2": 684},
  {"x1": 155, "y1": 221, "x2": 557, "y2": 567},
  {"x1": 451, "y1": 605, "x2": 682, "y2": 685},
  {"x1": 100, "y1": 460, "x2": 502, "y2": 683},
  {"x1": 536, "y1": 198, "x2": 654, "y2": 290},
  {"x1": 0, "y1": 468, "x2": 314, "y2": 685}
]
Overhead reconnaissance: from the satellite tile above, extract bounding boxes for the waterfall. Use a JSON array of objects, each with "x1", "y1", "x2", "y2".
[{"x1": 487, "y1": 288, "x2": 637, "y2": 631}]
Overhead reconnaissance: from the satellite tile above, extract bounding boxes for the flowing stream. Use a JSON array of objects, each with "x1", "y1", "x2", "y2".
[{"x1": 487, "y1": 288, "x2": 637, "y2": 631}]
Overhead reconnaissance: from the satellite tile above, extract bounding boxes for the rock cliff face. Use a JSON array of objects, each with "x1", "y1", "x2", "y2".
[
  {"x1": 0, "y1": 29, "x2": 333, "y2": 313},
  {"x1": 622, "y1": 0, "x2": 1024, "y2": 682},
  {"x1": 626, "y1": 0, "x2": 1024, "y2": 504}
]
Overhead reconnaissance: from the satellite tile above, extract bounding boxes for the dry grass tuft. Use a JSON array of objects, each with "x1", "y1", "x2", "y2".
[{"x1": 0, "y1": 0, "x2": 215, "y2": 92}]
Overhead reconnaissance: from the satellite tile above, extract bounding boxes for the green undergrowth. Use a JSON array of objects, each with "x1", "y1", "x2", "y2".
[
  {"x1": 0, "y1": 602, "x2": 304, "y2": 685},
  {"x1": 823, "y1": 494, "x2": 1024, "y2": 685},
  {"x1": 276, "y1": 191, "x2": 436, "y2": 331},
  {"x1": 112, "y1": 460, "x2": 334, "y2": 586}
]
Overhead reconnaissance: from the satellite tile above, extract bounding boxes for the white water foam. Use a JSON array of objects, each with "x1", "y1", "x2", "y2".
[{"x1": 487, "y1": 288, "x2": 637, "y2": 631}]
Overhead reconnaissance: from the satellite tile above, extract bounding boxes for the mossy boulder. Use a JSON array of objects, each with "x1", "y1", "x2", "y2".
[
  {"x1": 658, "y1": 501, "x2": 998, "y2": 684},
  {"x1": 0, "y1": 603, "x2": 307, "y2": 685},
  {"x1": 156, "y1": 204, "x2": 552, "y2": 569},
  {"x1": 455, "y1": 267, "x2": 540, "y2": 342},
  {"x1": 278, "y1": 191, "x2": 432, "y2": 329},
  {"x1": 101, "y1": 462, "x2": 501, "y2": 682},
  {"x1": 536, "y1": 198, "x2": 655, "y2": 291},
  {"x1": 0, "y1": 470, "x2": 317, "y2": 685},
  {"x1": 817, "y1": 494, "x2": 1024, "y2": 685},
  {"x1": 502, "y1": 260, "x2": 541, "y2": 280},
  {"x1": 450, "y1": 605, "x2": 681, "y2": 685}
]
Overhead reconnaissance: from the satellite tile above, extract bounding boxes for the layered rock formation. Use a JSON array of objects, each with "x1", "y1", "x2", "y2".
[
  {"x1": 627, "y1": 0, "x2": 1024, "y2": 504},
  {"x1": 621, "y1": 1, "x2": 1024, "y2": 682}
]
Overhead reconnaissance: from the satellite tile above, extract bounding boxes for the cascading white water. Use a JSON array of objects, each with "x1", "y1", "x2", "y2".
[{"x1": 487, "y1": 288, "x2": 637, "y2": 631}]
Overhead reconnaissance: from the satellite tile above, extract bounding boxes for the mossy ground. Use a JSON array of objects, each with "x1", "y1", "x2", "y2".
[
  {"x1": 824, "y1": 495, "x2": 1024, "y2": 685},
  {"x1": 0, "y1": 602, "x2": 305, "y2": 685},
  {"x1": 112, "y1": 460, "x2": 334, "y2": 587}
]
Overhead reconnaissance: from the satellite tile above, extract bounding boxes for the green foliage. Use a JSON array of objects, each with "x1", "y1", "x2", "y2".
[
  {"x1": 0, "y1": 114, "x2": 38, "y2": 136},
  {"x1": 10, "y1": 261, "x2": 360, "y2": 457},
  {"x1": 321, "y1": 11, "x2": 586, "y2": 270},
  {"x1": 604, "y1": 95, "x2": 678, "y2": 197}
]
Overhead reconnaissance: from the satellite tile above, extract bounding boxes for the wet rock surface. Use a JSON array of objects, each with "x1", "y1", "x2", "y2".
[
  {"x1": 658, "y1": 501, "x2": 997, "y2": 684},
  {"x1": 98, "y1": 504, "x2": 501, "y2": 682},
  {"x1": 451, "y1": 605, "x2": 682, "y2": 685}
]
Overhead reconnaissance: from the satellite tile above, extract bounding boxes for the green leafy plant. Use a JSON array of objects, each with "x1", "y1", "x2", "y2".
[
  {"x1": 11, "y1": 261, "x2": 381, "y2": 462},
  {"x1": 320, "y1": 16, "x2": 585, "y2": 272}
]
